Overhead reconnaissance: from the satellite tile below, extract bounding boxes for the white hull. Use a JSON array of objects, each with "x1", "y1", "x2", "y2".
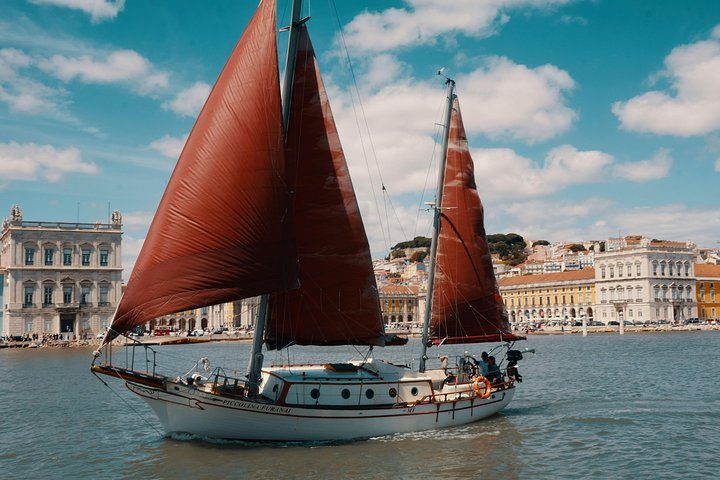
[{"x1": 126, "y1": 380, "x2": 515, "y2": 442}]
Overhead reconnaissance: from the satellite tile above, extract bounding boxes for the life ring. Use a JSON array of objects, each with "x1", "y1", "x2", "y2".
[{"x1": 472, "y1": 375, "x2": 492, "y2": 399}]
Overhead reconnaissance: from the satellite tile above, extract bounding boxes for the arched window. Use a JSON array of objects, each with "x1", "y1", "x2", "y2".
[
  {"x1": 600, "y1": 265, "x2": 606, "y2": 279},
  {"x1": 684, "y1": 262, "x2": 690, "y2": 276},
  {"x1": 626, "y1": 263, "x2": 632, "y2": 277},
  {"x1": 609, "y1": 266, "x2": 615, "y2": 278},
  {"x1": 618, "y1": 263, "x2": 624, "y2": 277},
  {"x1": 668, "y1": 262, "x2": 674, "y2": 276},
  {"x1": 660, "y1": 261, "x2": 666, "y2": 276},
  {"x1": 636, "y1": 286, "x2": 642, "y2": 301},
  {"x1": 653, "y1": 286, "x2": 660, "y2": 301},
  {"x1": 601, "y1": 289, "x2": 607, "y2": 302},
  {"x1": 652, "y1": 261, "x2": 658, "y2": 276},
  {"x1": 636, "y1": 262, "x2": 641, "y2": 276}
]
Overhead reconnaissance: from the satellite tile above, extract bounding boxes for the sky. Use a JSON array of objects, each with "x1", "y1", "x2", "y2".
[{"x1": 1, "y1": 0, "x2": 720, "y2": 279}]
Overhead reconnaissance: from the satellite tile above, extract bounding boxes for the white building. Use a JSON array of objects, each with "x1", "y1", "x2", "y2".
[
  {"x1": 594, "y1": 237, "x2": 697, "y2": 324},
  {"x1": 0, "y1": 205, "x2": 123, "y2": 338}
]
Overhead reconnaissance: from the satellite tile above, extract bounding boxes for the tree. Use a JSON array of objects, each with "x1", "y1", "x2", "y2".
[
  {"x1": 568, "y1": 243, "x2": 586, "y2": 252},
  {"x1": 410, "y1": 250, "x2": 428, "y2": 263},
  {"x1": 392, "y1": 236, "x2": 430, "y2": 250},
  {"x1": 391, "y1": 249, "x2": 406, "y2": 259},
  {"x1": 532, "y1": 240, "x2": 550, "y2": 247}
]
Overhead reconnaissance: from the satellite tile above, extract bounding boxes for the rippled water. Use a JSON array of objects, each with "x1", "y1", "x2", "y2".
[{"x1": 2, "y1": 332, "x2": 718, "y2": 479}]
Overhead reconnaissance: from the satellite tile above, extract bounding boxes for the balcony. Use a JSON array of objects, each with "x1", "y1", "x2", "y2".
[{"x1": 22, "y1": 303, "x2": 35, "y2": 308}]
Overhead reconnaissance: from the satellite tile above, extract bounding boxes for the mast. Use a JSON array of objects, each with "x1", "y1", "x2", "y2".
[
  {"x1": 419, "y1": 76, "x2": 455, "y2": 373},
  {"x1": 246, "y1": 0, "x2": 305, "y2": 397}
]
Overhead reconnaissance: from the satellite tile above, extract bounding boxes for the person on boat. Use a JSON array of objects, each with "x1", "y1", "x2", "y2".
[
  {"x1": 486, "y1": 356, "x2": 503, "y2": 384},
  {"x1": 506, "y1": 360, "x2": 523, "y2": 383},
  {"x1": 474, "y1": 352, "x2": 489, "y2": 376}
]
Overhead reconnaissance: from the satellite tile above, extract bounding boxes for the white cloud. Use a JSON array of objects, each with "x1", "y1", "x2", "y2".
[
  {"x1": 715, "y1": 157, "x2": 720, "y2": 172},
  {"x1": 148, "y1": 134, "x2": 187, "y2": 158},
  {"x1": 612, "y1": 25, "x2": 720, "y2": 136},
  {"x1": 40, "y1": 49, "x2": 169, "y2": 95},
  {"x1": 162, "y1": 82, "x2": 211, "y2": 117},
  {"x1": 29, "y1": 0, "x2": 125, "y2": 23},
  {"x1": 473, "y1": 145, "x2": 613, "y2": 200},
  {"x1": 0, "y1": 141, "x2": 98, "y2": 182},
  {"x1": 0, "y1": 48, "x2": 72, "y2": 119},
  {"x1": 338, "y1": 0, "x2": 570, "y2": 55},
  {"x1": 122, "y1": 211, "x2": 153, "y2": 231},
  {"x1": 121, "y1": 235, "x2": 144, "y2": 280},
  {"x1": 490, "y1": 199, "x2": 720, "y2": 248},
  {"x1": 456, "y1": 57, "x2": 576, "y2": 143},
  {"x1": 612, "y1": 148, "x2": 672, "y2": 182}
]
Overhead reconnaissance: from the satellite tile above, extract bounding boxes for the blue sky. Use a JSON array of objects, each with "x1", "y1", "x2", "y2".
[{"x1": 1, "y1": 0, "x2": 719, "y2": 277}]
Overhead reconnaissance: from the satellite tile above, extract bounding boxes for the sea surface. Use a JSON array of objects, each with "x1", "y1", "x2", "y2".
[{"x1": 1, "y1": 332, "x2": 718, "y2": 479}]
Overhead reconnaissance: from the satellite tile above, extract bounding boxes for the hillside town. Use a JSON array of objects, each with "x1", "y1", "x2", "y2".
[{"x1": 1, "y1": 204, "x2": 719, "y2": 342}]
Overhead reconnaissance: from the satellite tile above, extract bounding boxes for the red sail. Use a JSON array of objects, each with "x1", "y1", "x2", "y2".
[
  {"x1": 106, "y1": 0, "x2": 297, "y2": 341},
  {"x1": 430, "y1": 97, "x2": 522, "y2": 345},
  {"x1": 266, "y1": 29, "x2": 385, "y2": 349}
]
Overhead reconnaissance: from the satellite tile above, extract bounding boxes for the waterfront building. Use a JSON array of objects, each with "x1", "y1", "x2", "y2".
[
  {"x1": 594, "y1": 237, "x2": 697, "y2": 324},
  {"x1": 696, "y1": 263, "x2": 720, "y2": 321},
  {"x1": 0, "y1": 267, "x2": 5, "y2": 334},
  {"x1": 0, "y1": 205, "x2": 123, "y2": 337},
  {"x1": 379, "y1": 284, "x2": 420, "y2": 326},
  {"x1": 499, "y1": 268, "x2": 595, "y2": 324}
]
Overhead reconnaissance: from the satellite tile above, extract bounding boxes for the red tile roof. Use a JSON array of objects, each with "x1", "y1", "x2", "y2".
[
  {"x1": 498, "y1": 268, "x2": 595, "y2": 287},
  {"x1": 695, "y1": 263, "x2": 720, "y2": 278}
]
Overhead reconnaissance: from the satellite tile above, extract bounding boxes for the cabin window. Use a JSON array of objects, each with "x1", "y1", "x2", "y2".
[
  {"x1": 411, "y1": 387, "x2": 419, "y2": 396},
  {"x1": 365, "y1": 389, "x2": 374, "y2": 399},
  {"x1": 310, "y1": 388, "x2": 320, "y2": 399},
  {"x1": 389, "y1": 388, "x2": 397, "y2": 398},
  {"x1": 341, "y1": 389, "x2": 350, "y2": 399}
]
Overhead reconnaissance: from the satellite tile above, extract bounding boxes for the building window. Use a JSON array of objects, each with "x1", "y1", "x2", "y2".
[
  {"x1": 82, "y1": 249, "x2": 91, "y2": 266},
  {"x1": 660, "y1": 262, "x2": 666, "y2": 276},
  {"x1": 43, "y1": 286, "x2": 53, "y2": 306},
  {"x1": 63, "y1": 286, "x2": 73, "y2": 304},
  {"x1": 100, "y1": 249, "x2": 109, "y2": 266},
  {"x1": 81, "y1": 286, "x2": 90, "y2": 305},
  {"x1": 685, "y1": 263, "x2": 690, "y2": 276},
  {"x1": 609, "y1": 266, "x2": 614, "y2": 279},
  {"x1": 654, "y1": 287, "x2": 660, "y2": 301},
  {"x1": 63, "y1": 248, "x2": 72, "y2": 266},
  {"x1": 44, "y1": 248, "x2": 54, "y2": 265},
  {"x1": 618, "y1": 264, "x2": 623, "y2": 277},
  {"x1": 628, "y1": 309, "x2": 633, "y2": 317},
  {"x1": 601, "y1": 289, "x2": 607, "y2": 302},
  {"x1": 638, "y1": 310, "x2": 642, "y2": 317},
  {"x1": 25, "y1": 247, "x2": 35, "y2": 265},
  {"x1": 669, "y1": 263, "x2": 674, "y2": 276},
  {"x1": 23, "y1": 286, "x2": 34, "y2": 307},
  {"x1": 601, "y1": 266, "x2": 606, "y2": 279},
  {"x1": 99, "y1": 286, "x2": 109, "y2": 305},
  {"x1": 44, "y1": 319, "x2": 52, "y2": 332},
  {"x1": 24, "y1": 319, "x2": 33, "y2": 332},
  {"x1": 636, "y1": 263, "x2": 641, "y2": 276},
  {"x1": 636, "y1": 287, "x2": 642, "y2": 301}
]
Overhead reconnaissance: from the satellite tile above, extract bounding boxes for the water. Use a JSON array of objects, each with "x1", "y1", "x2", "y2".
[{"x1": 2, "y1": 332, "x2": 719, "y2": 479}]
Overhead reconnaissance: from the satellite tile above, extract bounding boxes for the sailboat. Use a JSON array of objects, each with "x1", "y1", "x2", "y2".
[{"x1": 91, "y1": 0, "x2": 526, "y2": 442}]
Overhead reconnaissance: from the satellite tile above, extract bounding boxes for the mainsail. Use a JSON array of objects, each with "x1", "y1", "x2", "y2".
[
  {"x1": 266, "y1": 28, "x2": 386, "y2": 350},
  {"x1": 429, "y1": 97, "x2": 521, "y2": 344},
  {"x1": 105, "y1": 0, "x2": 297, "y2": 341}
]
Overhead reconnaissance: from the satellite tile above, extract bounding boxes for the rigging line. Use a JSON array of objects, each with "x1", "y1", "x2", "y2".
[
  {"x1": 91, "y1": 370, "x2": 164, "y2": 436},
  {"x1": 328, "y1": 0, "x2": 389, "y2": 250}
]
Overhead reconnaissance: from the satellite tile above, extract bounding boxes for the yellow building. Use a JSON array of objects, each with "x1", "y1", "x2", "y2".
[
  {"x1": 696, "y1": 264, "x2": 720, "y2": 321},
  {"x1": 499, "y1": 268, "x2": 596, "y2": 324}
]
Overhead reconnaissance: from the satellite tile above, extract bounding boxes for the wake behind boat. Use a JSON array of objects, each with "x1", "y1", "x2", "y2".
[{"x1": 91, "y1": 0, "x2": 527, "y2": 442}]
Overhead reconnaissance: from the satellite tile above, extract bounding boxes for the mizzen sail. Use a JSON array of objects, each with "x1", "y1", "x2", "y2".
[
  {"x1": 430, "y1": 97, "x2": 521, "y2": 345},
  {"x1": 266, "y1": 28, "x2": 385, "y2": 350},
  {"x1": 106, "y1": 0, "x2": 297, "y2": 342}
]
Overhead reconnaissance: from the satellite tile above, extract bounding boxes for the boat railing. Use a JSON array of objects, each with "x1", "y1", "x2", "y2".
[
  {"x1": 415, "y1": 379, "x2": 514, "y2": 405},
  {"x1": 96, "y1": 333, "x2": 161, "y2": 379}
]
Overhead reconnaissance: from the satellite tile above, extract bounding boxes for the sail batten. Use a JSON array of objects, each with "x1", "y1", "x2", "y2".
[
  {"x1": 105, "y1": 0, "x2": 297, "y2": 342},
  {"x1": 429, "y1": 96, "x2": 522, "y2": 345},
  {"x1": 266, "y1": 28, "x2": 386, "y2": 350}
]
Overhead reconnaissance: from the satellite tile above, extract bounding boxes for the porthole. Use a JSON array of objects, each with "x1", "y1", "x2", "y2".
[
  {"x1": 365, "y1": 389, "x2": 375, "y2": 399},
  {"x1": 341, "y1": 388, "x2": 351, "y2": 399},
  {"x1": 310, "y1": 388, "x2": 320, "y2": 399},
  {"x1": 389, "y1": 388, "x2": 397, "y2": 398},
  {"x1": 411, "y1": 387, "x2": 419, "y2": 396}
]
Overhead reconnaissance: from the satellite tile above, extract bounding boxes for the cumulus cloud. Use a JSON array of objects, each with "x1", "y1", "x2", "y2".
[
  {"x1": 473, "y1": 145, "x2": 613, "y2": 200},
  {"x1": 162, "y1": 82, "x2": 211, "y2": 117},
  {"x1": 612, "y1": 148, "x2": 672, "y2": 182},
  {"x1": 338, "y1": 0, "x2": 570, "y2": 55},
  {"x1": 39, "y1": 49, "x2": 169, "y2": 95},
  {"x1": 121, "y1": 235, "x2": 144, "y2": 280},
  {"x1": 0, "y1": 47, "x2": 72, "y2": 119},
  {"x1": 715, "y1": 157, "x2": 720, "y2": 172},
  {"x1": 122, "y1": 211, "x2": 153, "y2": 231},
  {"x1": 29, "y1": 0, "x2": 125, "y2": 23},
  {"x1": 612, "y1": 25, "x2": 720, "y2": 136},
  {"x1": 0, "y1": 141, "x2": 98, "y2": 182},
  {"x1": 148, "y1": 133, "x2": 187, "y2": 158}
]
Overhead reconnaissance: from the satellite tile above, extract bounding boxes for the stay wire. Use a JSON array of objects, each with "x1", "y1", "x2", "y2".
[{"x1": 91, "y1": 370, "x2": 164, "y2": 436}]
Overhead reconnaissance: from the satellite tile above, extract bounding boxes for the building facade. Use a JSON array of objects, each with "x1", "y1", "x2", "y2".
[
  {"x1": 499, "y1": 268, "x2": 596, "y2": 324},
  {"x1": 594, "y1": 238, "x2": 697, "y2": 324},
  {"x1": 0, "y1": 205, "x2": 123, "y2": 337},
  {"x1": 379, "y1": 284, "x2": 420, "y2": 326},
  {"x1": 696, "y1": 264, "x2": 720, "y2": 321}
]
